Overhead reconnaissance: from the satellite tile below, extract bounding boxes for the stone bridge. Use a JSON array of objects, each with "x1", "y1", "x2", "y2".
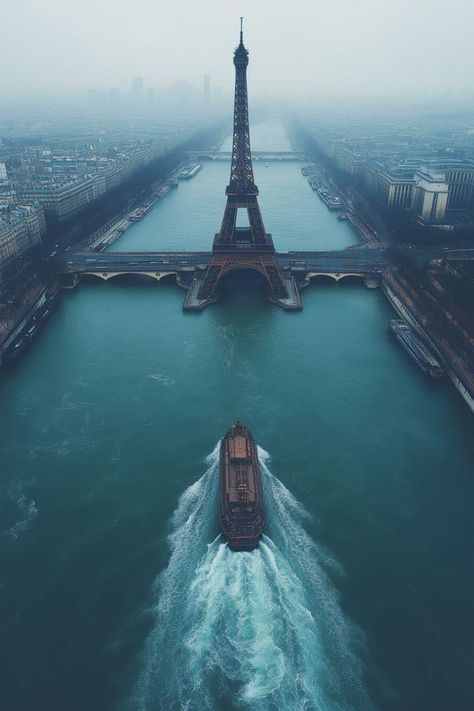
[
  {"x1": 56, "y1": 243, "x2": 474, "y2": 275},
  {"x1": 186, "y1": 150, "x2": 304, "y2": 162},
  {"x1": 55, "y1": 246, "x2": 389, "y2": 290},
  {"x1": 54, "y1": 244, "x2": 474, "y2": 307}
]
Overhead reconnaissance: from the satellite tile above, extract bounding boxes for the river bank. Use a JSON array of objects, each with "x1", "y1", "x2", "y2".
[
  {"x1": 294, "y1": 125, "x2": 474, "y2": 414},
  {"x1": 0, "y1": 125, "x2": 225, "y2": 360}
]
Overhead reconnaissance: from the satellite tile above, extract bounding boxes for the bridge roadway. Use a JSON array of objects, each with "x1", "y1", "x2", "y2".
[
  {"x1": 57, "y1": 246, "x2": 390, "y2": 278},
  {"x1": 186, "y1": 150, "x2": 304, "y2": 162},
  {"x1": 55, "y1": 245, "x2": 474, "y2": 289}
]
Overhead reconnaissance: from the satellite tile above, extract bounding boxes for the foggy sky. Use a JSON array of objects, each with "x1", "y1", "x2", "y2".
[{"x1": 2, "y1": 0, "x2": 473, "y2": 99}]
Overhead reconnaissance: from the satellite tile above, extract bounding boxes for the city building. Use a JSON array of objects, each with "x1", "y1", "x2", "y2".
[
  {"x1": 444, "y1": 163, "x2": 474, "y2": 210},
  {"x1": 0, "y1": 102, "x2": 222, "y2": 240},
  {"x1": 366, "y1": 165, "x2": 415, "y2": 210},
  {"x1": 16, "y1": 177, "x2": 96, "y2": 223},
  {"x1": 301, "y1": 112, "x2": 474, "y2": 227},
  {"x1": 0, "y1": 203, "x2": 45, "y2": 277},
  {"x1": 413, "y1": 171, "x2": 449, "y2": 224}
]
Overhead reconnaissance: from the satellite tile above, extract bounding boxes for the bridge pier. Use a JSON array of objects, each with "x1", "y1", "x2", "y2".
[
  {"x1": 182, "y1": 269, "x2": 302, "y2": 311},
  {"x1": 182, "y1": 273, "x2": 216, "y2": 311},
  {"x1": 364, "y1": 274, "x2": 382, "y2": 289},
  {"x1": 54, "y1": 246, "x2": 390, "y2": 309}
]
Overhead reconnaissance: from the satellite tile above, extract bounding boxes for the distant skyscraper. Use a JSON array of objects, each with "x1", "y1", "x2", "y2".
[
  {"x1": 132, "y1": 76, "x2": 144, "y2": 102},
  {"x1": 203, "y1": 74, "x2": 211, "y2": 101},
  {"x1": 147, "y1": 88, "x2": 155, "y2": 104}
]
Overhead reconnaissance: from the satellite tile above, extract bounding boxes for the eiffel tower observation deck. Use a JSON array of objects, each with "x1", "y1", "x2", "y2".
[{"x1": 184, "y1": 19, "x2": 301, "y2": 311}]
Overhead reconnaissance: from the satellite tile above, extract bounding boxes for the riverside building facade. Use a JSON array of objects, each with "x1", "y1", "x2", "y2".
[
  {"x1": 0, "y1": 102, "x2": 222, "y2": 230},
  {"x1": 14, "y1": 143, "x2": 166, "y2": 224},
  {"x1": 0, "y1": 203, "x2": 45, "y2": 279},
  {"x1": 302, "y1": 111, "x2": 474, "y2": 228}
]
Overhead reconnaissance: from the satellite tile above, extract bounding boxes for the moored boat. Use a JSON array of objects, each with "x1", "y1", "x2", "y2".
[
  {"x1": 219, "y1": 422, "x2": 264, "y2": 551},
  {"x1": 390, "y1": 319, "x2": 445, "y2": 378},
  {"x1": 2, "y1": 292, "x2": 59, "y2": 365}
]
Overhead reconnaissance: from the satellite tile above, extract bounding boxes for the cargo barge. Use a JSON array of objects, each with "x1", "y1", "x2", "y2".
[
  {"x1": 390, "y1": 319, "x2": 444, "y2": 378},
  {"x1": 316, "y1": 186, "x2": 342, "y2": 210},
  {"x1": 307, "y1": 177, "x2": 342, "y2": 210},
  {"x1": 129, "y1": 202, "x2": 154, "y2": 221},
  {"x1": 178, "y1": 163, "x2": 202, "y2": 180},
  {"x1": 220, "y1": 422, "x2": 264, "y2": 551}
]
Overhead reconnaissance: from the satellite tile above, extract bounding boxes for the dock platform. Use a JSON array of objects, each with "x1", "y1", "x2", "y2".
[
  {"x1": 273, "y1": 274, "x2": 302, "y2": 310},
  {"x1": 182, "y1": 274, "x2": 216, "y2": 311}
]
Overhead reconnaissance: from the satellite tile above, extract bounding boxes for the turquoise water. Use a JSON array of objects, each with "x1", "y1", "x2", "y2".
[
  {"x1": 1, "y1": 120, "x2": 474, "y2": 711},
  {"x1": 133, "y1": 447, "x2": 372, "y2": 711},
  {"x1": 110, "y1": 120, "x2": 355, "y2": 253}
]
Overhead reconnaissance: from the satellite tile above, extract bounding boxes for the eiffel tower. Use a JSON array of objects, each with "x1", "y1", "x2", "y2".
[{"x1": 188, "y1": 19, "x2": 299, "y2": 309}]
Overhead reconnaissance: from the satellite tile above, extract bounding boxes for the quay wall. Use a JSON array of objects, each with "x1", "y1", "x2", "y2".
[
  {"x1": 382, "y1": 280, "x2": 474, "y2": 414},
  {"x1": 327, "y1": 153, "x2": 474, "y2": 416},
  {"x1": 0, "y1": 286, "x2": 59, "y2": 366}
]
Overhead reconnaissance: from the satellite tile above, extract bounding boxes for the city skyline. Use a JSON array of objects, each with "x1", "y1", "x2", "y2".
[{"x1": 2, "y1": 0, "x2": 474, "y2": 99}]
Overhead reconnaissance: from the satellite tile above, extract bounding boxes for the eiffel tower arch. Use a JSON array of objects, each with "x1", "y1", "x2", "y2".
[{"x1": 184, "y1": 20, "x2": 301, "y2": 311}]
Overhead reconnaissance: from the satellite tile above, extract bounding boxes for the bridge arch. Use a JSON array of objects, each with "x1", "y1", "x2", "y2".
[
  {"x1": 214, "y1": 263, "x2": 275, "y2": 299},
  {"x1": 82, "y1": 270, "x2": 177, "y2": 284},
  {"x1": 215, "y1": 262, "x2": 280, "y2": 298},
  {"x1": 218, "y1": 261, "x2": 272, "y2": 282},
  {"x1": 307, "y1": 272, "x2": 365, "y2": 284},
  {"x1": 79, "y1": 272, "x2": 108, "y2": 283}
]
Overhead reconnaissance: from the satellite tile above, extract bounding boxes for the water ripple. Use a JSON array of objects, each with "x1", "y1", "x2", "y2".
[{"x1": 129, "y1": 444, "x2": 373, "y2": 711}]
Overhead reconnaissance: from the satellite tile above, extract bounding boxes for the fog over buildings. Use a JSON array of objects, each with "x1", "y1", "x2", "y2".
[{"x1": 2, "y1": 0, "x2": 473, "y2": 102}]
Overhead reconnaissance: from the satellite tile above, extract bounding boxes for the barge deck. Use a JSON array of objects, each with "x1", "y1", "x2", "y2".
[{"x1": 219, "y1": 422, "x2": 264, "y2": 551}]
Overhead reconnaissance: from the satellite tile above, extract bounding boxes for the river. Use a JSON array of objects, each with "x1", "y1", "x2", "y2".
[{"x1": 1, "y1": 119, "x2": 473, "y2": 711}]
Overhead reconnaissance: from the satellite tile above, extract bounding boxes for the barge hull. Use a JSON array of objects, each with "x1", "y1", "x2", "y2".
[
  {"x1": 390, "y1": 318, "x2": 444, "y2": 378},
  {"x1": 219, "y1": 423, "x2": 264, "y2": 551}
]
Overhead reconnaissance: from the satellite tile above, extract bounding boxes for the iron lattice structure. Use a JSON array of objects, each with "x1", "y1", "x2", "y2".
[
  {"x1": 227, "y1": 31, "x2": 257, "y2": 197},
  {"x1": 198, "y1": 20, "x2": 288, "y2": 301}
]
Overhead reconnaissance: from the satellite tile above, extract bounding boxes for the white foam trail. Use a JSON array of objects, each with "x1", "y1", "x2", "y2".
[
  {"x1": 130, "y1": 444, "x2": 373, "y2": 711},
  {"x1": 147, "y1": 374, "x2": 175, "y2": 386},
  {"x1": 6, "y1": 480, "x2": 38, "y2": 540}
]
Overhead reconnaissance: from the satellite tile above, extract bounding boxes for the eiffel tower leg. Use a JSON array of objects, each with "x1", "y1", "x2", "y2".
[
  {"x1": 182, "y1": 263, "x2": 223, "y2": 311},
  {"x1": 198, "y1": 263, "x2": 224, "y2": 301},
  {"x1": 183, "y1": 254, "x2": 302, "y2": 311}
]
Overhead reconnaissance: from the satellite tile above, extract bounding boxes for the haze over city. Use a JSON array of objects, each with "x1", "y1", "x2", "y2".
[
  {"x1": 3, "y1": 0, "x2": 474, "y2": 100},
  {"x1": 1, "y1": 3, "x2": 474, "y2": 711}
]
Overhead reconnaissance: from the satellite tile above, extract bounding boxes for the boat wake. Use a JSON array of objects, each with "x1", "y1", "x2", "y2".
[
  {"x1": 5, "y1": 479, "x2": 38, "y2": 540},
  {"x1": 131, "y1": 445, "x2": 373, "y2": 711}
]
